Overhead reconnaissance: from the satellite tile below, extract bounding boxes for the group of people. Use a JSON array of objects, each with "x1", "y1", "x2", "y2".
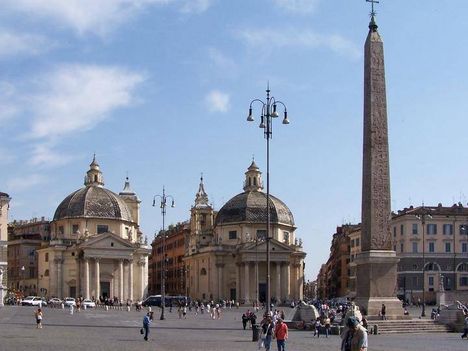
[{"x1": 258, "y1": 311, "x2": 289, "y2": 351}]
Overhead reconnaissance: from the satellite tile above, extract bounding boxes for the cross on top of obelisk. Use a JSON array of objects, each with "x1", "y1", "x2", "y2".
[{"x1": 366, "y1": 0, "x2": 379, "y2": 17}]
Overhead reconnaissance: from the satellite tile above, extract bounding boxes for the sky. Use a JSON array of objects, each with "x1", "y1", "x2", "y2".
[{"x1": 2, "y1": 0, "x2": 468, "y2": 281}]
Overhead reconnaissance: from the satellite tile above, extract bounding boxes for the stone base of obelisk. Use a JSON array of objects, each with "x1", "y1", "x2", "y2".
[
  {"x1": 0, "y1": 285, "x2": 5, "y2": 307},
  {"x1": 355, "y1": 250, "x2": 410, "y2": 320}
]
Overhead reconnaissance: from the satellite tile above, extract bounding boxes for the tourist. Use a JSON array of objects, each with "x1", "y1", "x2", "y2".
[
  {"x1": 313, "y1": 317, "x2": 321, "y2": 337},
  {"x1": 242, "y1": 312, "x2": 249, "y2": 330},
  {"x1": 380, "y1": 304, "x2": 386, "y2": 320},
  {"x1": 183, "y1": 305, "x2": 187, "y2": 319},
  {"x1": 341, "y1": 316, "x2": 368, "y2": 351},
  {"x1": 34, "y1": 308, "x2": 43, "y2": 329},
  {"x1": 324, "y1": 316, "x2": 331, "y2": 337},
  {"x1": 274, "y1": 318, "x2": 288, "y2": 351},
  {"x1": 461, "y1": 314, "x2": 468, "y2": 339},
  {"x1": 142, "y1": 312, "x2": 151, "y2": 341},
  {"x1": 261, "y1": 315, "x2": 274, "y2": 351}
]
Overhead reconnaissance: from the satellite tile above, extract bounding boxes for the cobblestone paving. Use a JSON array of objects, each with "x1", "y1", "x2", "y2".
[{"x1": 0, "y1": 306, "x2": 466, "y2": 351}]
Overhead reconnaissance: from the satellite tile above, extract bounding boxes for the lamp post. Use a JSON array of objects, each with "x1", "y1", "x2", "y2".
[
  {"x1": 416, "y1": 207, "x2": 432, "y2": 317},
  {"x1": 247, "y1": 85, "x2": 289, "y2": 314},
  {"x1": 153, "y1": 187, "x2": 175, "y2": 320}
]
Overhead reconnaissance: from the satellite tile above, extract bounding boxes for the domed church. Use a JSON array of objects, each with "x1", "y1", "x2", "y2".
[
  {"x1": 37, "y1": 157, "x2": 150, "y2": 301},
  {"x1": 185, "y1": 161, "x2": 306, "y2": 303}
]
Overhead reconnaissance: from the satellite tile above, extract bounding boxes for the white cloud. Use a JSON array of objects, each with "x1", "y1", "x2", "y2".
[
  {"x1": 180, "y1": 0, "x2": 213, "y2": 14},
  {"x1": 29, "y1": 64, "x2": 145, "y2": 139},
  {"x1": 273, "y1": 0, "x2": 319, "y2": 13},
  {"x1": 0, "y1": 81, "x2": 21, "y2": 122},
  {"x1": 29, "y1": 143, "x2": 73, "y2": 167},
  {"x1": 3, "y1": 0, "x2": 172, "y2": 36},
  {"x1": 6, "y1": 174, "x2": 46, "y2": 192},
  {"x1": 205, "y1": 90, "x2": 230, "y2": 113},
  {"x1": 236, "y1": 27, "x2": 361, "y2": 59},
  {"x1": 0, "y1": 29, "x2": 54, "y2": 58},
  {"x1": 208, "y1": 47, "x2": 237, "y2": 71}
]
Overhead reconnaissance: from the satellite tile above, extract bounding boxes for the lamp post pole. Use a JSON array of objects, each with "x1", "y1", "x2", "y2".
[
  {"x1": 153, "y1": 187, "x2": 175, "y2": 321},
  {"x1": 247, "y1": 85, "x2": 289, "y2": 314}
]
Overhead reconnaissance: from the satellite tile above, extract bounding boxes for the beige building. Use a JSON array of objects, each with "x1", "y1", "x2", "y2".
[
  {"x1": 0, "y1": 192, "x2": 11, "y2": 301},
  {"x1": 37, "y1": 157, "x2": 150, "y2": 301},
  {"x1": 185, "y1": 161, "x2": 306, "y2": 303}
]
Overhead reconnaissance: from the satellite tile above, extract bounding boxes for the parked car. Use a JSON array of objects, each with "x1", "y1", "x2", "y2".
[
  {"x1": 64, "y1": 297, "x2": 76, "y2": 307},
  {"x1": 82, "y1": 299, "x2": 96, "y2": 308},
  {"x1": 21, "y1": 296, "x2": 37, "y2": 306},
  {"x1": 31, "y1": 297, "x2": 47, "y2": 307},
  {"x1": 48, "y1": 297, "x2": 63, "y2": 306}
]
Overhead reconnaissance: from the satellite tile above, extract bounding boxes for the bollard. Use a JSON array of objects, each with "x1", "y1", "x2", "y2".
[
  {"x1": 373, "y1": 325, "x2": 378, "y2": 335},
  {"x1": 61, "y1": 303, "x2": 64, "y2": 309},
  {"x1": 106, "y1": 305, "x2": 109, "y2": 311}
]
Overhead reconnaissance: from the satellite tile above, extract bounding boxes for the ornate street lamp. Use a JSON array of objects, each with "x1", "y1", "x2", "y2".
[
  {"x1": 246, "y1": 84, "x2": 289, "y2": 314},
  {"x1": 153, "y1": 187, "x2": 175, "y2": 320}
]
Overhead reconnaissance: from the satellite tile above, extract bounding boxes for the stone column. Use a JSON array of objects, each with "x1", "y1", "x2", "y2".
[
  {"x1": 235, "y1": 263, "x2": 240, "y2": 302},
  {"x1": 139, "y1": 261, "x2": 145, "y2": 299},
  {"x1": 76, "y1": 258, "x2": 81, "y2": 298},
  {"x1": 254, "y1": 262, "x2": 259, "y2": 303},
  {"x1": 95, "y1": 258, "x2": 100, "y2": 300},
  {"x1": 55, "y1": 257, "x2": 63, "y2": 298},
  {"x1": 216, "y1": 264, "x2": 224, "y2": 300},
  {"x1": 129, "y1": 260, "x2": 134, "y2": 302},
  {"x1": 84, "y1": 258, "x2": 90, "y2": 299},
  {"x1": 119, "y1": 259, "x2": 124, "y2": 300},
  {"x1": 275, "y1": 262, "x2": 281, "y2": 303},
  {"x1": 281, "y1": 263, "x2": 290, "y2": 300},
  {"x1": 244, "y1": 262, "x2": 250, "y2": 302}
]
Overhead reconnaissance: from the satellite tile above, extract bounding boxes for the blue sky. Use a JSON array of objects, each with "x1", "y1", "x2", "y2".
[{"x1": 1, "y1": 0, "x2": 468, "y2": 281}]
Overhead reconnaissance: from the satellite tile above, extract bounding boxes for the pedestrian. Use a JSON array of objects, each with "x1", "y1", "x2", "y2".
[
  {"x1": 461, "y1": 314, "x2": 468, "y2": 339},
  {"x1": 380, "y1": 304, "x2": 386, "y2": 320},
  {"x1": 183, "y1": 305, "x2": 187, "y2": 319},
  {"x1": 274, "y1": 318, "x2": 288, "y2": 351},
  {"x1": 324, "y1": 316, "x2": 331, "y2": 337},
  {"x1": 313, "y1": 318, "x2": 321, "y2": 337},
  {"x1": 142, "y1": 312, "x2": 151, "y2": 341},
  {"x1": 34, "y1": 308, "x2": 43, "y2": 329},
  {"x1": 261, "y1": 315, "x2": 274, "y2": 351},
  {"x1": 242, "y1": 312, "x2": 249, "y2": 330},
  {"x1": 341, "y1": 316, "x2": 368, "y2": 351}
]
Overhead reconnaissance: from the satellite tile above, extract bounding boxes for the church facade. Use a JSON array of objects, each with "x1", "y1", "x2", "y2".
[
  {"x1": 184, "y1": 161, "x2": 306, "y2": 303},
  {"x1": 37, "y1": 157, "x2": 150, "y2": 301}
]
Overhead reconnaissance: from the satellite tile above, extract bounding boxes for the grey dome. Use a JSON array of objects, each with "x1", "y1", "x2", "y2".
[
  {"x1": 215, "y1": 191, "x2": 294, "y2": 226},
  {"x1": 54, "y1": 186, "x2": 133, "y2": 222}
]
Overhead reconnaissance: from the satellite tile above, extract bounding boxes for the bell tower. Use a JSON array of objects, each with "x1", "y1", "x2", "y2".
[
  {"x1": 243, "y1": 160, "x2": 263, "y2": 192},
  {"x1": 189, "y1": 175, "x2": 214, "y2": 252},
  {"x1": 84, "y1": 154, "x2": 104, "y2": 187}
]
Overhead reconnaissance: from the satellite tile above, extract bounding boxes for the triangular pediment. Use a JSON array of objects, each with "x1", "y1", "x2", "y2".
[
  {"x1": 79, "y1": 232, "x2": 134, "y2": 250},
  {"x1": 241, "y1": 238, "x2": 294, "y2": 253}
]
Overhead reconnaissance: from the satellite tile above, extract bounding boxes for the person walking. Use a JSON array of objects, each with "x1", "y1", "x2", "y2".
[
  {"x1": 274, "y1": 318, "x2": 288, "y2": 351},
  {"x1": 34, "y1": 308, "x2": 43, "y2": 329},
  {"x1": 341, "y1": 316, "x2": 368, "y2": 351},
  {"x1": 142, "y1": 312, "x2": 151, "y2": 341},
  {"x1": 461, "y1": 314, "x2": 468, "y2": 339},
  {"x1": 261, "y1": 315, "x2": 274, "y2": 351},
  {"x1": 380, "y1": 304, "x2": 386, "y2": 320}
]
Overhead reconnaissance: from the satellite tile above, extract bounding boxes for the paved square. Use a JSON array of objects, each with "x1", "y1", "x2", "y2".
[{"x1": 0, "y1": 306, "x2": 467, "y2": 351}]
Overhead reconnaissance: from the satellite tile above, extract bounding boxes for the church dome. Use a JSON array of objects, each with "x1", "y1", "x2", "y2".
[
  {"x1": 215, "y1": 191, "x2": 295, "y2": 226},
  {"x1": 53, "y1": 186, "x2": 133, "y2": 222},
  {"x1": 215, "y1": 161, "x2": 294, "y2": 226},
  {"x1": 53, "y1": 156, "x2": 133, "y2": 222}
]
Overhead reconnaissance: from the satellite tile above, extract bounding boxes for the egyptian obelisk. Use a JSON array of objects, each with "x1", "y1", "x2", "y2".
[{"x1": 354, "y1": 6, "x2": 403, "y2": 319}]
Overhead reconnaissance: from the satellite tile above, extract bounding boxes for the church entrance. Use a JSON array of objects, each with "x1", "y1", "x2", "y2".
[
  {"x1": 259, "y1": 283, "x2": 266, "y2": 303},
  {"x1": 101, "y1": 282, "x2": 110, "y2": 299},
  {"x1": 230, "y1": 288, "x2": 236, "y2": 301}
]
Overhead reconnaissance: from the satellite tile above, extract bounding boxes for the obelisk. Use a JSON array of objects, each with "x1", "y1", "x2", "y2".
[{"x1": 354, "y1": 11, "x2": 403, "y2": 319}]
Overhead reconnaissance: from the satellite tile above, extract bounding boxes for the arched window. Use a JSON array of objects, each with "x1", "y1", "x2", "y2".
[
  {"x1": 457, "y1": 263, "x2": 468, "y2": 272},
  {"x1": 424, "y1": 262, "x2": 440, "y2": 271},
  {"x1": 44, "y1": 269, "x2": 49, "y2": 277},
  {"x1": 200, "y1": 268, "x2": 207, "y2": 275}
]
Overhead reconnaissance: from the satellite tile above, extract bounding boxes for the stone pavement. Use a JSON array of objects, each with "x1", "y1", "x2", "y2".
[{"x1": 0, "y1": 305, "x2": 467, "y2": 351}]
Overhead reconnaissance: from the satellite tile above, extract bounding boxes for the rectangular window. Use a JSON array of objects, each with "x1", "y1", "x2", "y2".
[
  {"x1": 445, "y1": 242, "x2": 451, "y2": 253},
  {"x1": 400, "y1": 224, "x2": 404, "y2": 236},
  {"x1": 412, "y1": 242, "x2": 418, "y2": 253},
  {"x1": 460, "y1": 225, "x2": 468, "y2": 235},
  {"x1": 393, "y1": 226, "x2": 396, "y2": 237},
  {"x1": 393, "y1": 245, "x2": 397, "y2": 251},
  {"x1": 228, "y1": 231, "x2": 237, "y2": 240},
  {"x1": 412, "y1": 223, "x2": 418, "y2": 235},
  {"x1": 58, "y1": 226, "x2": 64, "y2": 234},
  {"x1": 97, "y1": 225, "x2": 108, "y2": 234},
  {"x1": 283, "y1": 231, "x2": 290, "y2": 244},
  {"x1": 350, "y1": 240, "x2": 355, "y2": 248},
  {"x1": 400, "y1": 243, "x2": 404, "y2": 253},
  {"x1": 428, "y1": 242, "x2": 435, "y2": 253},
  {"x1": 256, "y1": 230, "x2": 266, "y2": 241},
  {"x1": 463, "y1": 243, "x2": 467, "y2": 253},
  {"x1": 72, "y1": 224, "x2": 79, "y2": 234},
  {"x1": 443, "y1": 224, "x2": 453, "y2": 235},
  {"x1": 356, "y1": 238, "x2": 360, "y2": 247},
  {"x1": 460, "y1": 277, "x2": 468, "y2": 287},
  {"x1": 45, "y1": 253, "x2": 49, "y2": 262},
  {"x1": 427, "y1": 224, "x2": 437, "y2": 235},
  {"x1": 428, "y1": 276, "x2": 434, "y2": 286}
]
